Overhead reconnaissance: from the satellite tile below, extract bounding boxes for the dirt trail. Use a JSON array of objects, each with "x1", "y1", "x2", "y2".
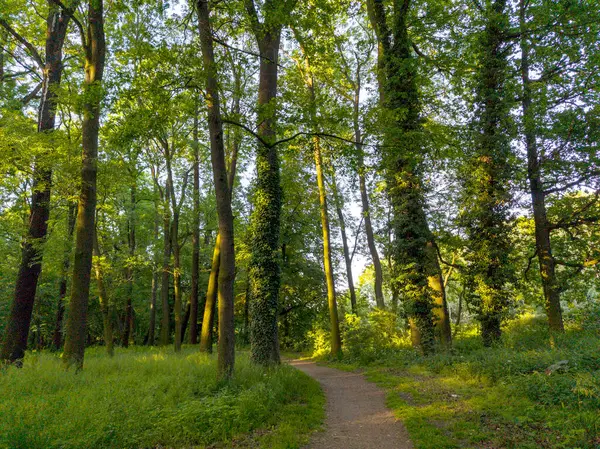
[{"x1": 289, "y1": 359, "x2": 413, "y2": 449}]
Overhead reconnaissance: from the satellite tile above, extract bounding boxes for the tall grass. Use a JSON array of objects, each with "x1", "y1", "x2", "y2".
[{"x1": 0, "y1": 347, "x2": 323, "y2": 449}]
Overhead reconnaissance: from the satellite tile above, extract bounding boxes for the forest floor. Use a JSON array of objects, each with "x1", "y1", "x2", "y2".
[
  {"x1": 289, "y1": 359, "x2": 413, "y2": 449},
  {"x1": 319, "y1": 316, "x2": 600, "y2": 449},
  {"x1": 0, "y1": 348, "x2": 324, "y2": 449}
]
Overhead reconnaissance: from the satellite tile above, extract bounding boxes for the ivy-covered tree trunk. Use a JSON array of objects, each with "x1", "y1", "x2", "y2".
[
  {"x1": 520, "y1": 0, "x2": 564, "y2": 333},
  {"x1": 426, "y1": 242, "x2": 452, "y2": 346},
  {"x1": 93, "y1": 230, "x2": 113, "y2": 357},
  {"x1": 245, "y1": 0, "x2": 295, "y2": 366},
  {"x1": 197, "y1": 0, "x2": 236, "y2": 379},
  {"x1": 0, "y1": 3, "x2": 71, "y2": 365},
  {"x1": 51, "y1": 202, "x2": 77, "y2": 350},
  {"x1": 367, "y1": 0, "x2": 438, "y2": 353},
  {"x1": 462, "y1": 0, "x2": 513, "y2": 346},
  {"x1": 63, "y1": 0, "x2": 106, "y2": 369}
]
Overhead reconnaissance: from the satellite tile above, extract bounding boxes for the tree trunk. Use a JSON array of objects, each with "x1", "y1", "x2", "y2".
[
  {"x1": 1, "y1": 3, "x2": 71, "y2": 365},
  {"x1": 93, "y1": 229, "x2": 113, "y2": 356},
  {"x1": 167, "y1": 153, "x2": 183, "y2": 353},
  {"x1": 367, "y1": 0, "x2": 436, "y2": 354},
  {"x1": 51, "y1": 202, "x2": 77, "y2": 350},
  {"x1": 121, "y1": 184, "x2": 136, "y2": 347},
  {"x1": 197, "y1": 0, "x2": 236, "y2": 378},
  {"x1": 147, "y1": 190, "x2": 159, "y2": 345},
  {"x1": 314, "y1": 136, "x2": 342, "y2": 357},
  {"x1": 190, "y1": 111, "x2": 200, "y2": 345},
  {"x1": 331, "y1": 171, "x2": 357, "y2": 314},
  {"x1": 200, "y1": 233, "x2": 219, "y2": 353},
  {"x1": 520, "y1": 0, "x2": 564, "y2": 333},
  {"x1": 63, "y1": 0, "x2": 106, "y2": 370},
  {"x1": 353, "y1": 83, "x2": 384, "y2": 309},
  {"x1": 160, "y1": 181, "x2": 171, "y2": 346},
  {"x1": 426, "y1": 242, "x2": 451, "y2": 347}
]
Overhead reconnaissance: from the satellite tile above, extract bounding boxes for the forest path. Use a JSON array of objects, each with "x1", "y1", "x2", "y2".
[{"x1": 289, "y1": 359, "x2": 413, "y2": 449}]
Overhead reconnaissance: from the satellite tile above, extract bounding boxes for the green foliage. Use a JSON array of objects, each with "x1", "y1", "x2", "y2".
[
  {"x1": 328, "y1": 314, "x2": 600, "y2": 448},
  {"x1": 0, "y1": 348, "x2": 323, "y2": 449}
]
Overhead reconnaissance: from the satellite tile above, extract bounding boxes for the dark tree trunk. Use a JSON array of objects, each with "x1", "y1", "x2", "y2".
[
  {"x1": 52, "y1": 202, "x2": 77, "y2": 350},
  {"x1": 331, "y1": 172, "x2": 357, "y2": 314},
  {"x1": 147, "y1": 190, "x2": 159, "y2": 345},
  {"x1": 190, "y1": 112, "x2": 200, "y2": 345},
  {"x1": 520, "y1": 0, "x2": 564, "y2": 333},
  {"x1": 1, "y1": 3, "x2": 72, "y2": 365},
  {"x1": 63, "y1": 0, "x2": 106, "y2": 370},
  {"x1": 353, "y1": 83, "x2": 384, "y2": 309},
  {"x1": 197, "y1": 0, "x2": 237, "y2": 378},
  {"x1": 121, "y1": 184, "x2": 136, "y2": 347},
  {"x1": 160, "y1": 181, "x2": 172, "y2": 346}
]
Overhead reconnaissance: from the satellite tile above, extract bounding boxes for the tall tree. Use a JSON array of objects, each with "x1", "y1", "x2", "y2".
[
  {"x1": 63, "y1": 0, "x2": 107, "y2": 369},
  {"x1": 196, "y1": 0, "x2": 236, "y2": 379},
  {"x1": 0, "y1": 1, "x2": 74, "y2": 365},
  {"x1": 245, "y1": 0, "x2": 297, "y2": 367},
  {"x1": 460, "y1": 0, "x2": 513, "y2": 346},
  {"x1": 367, "y1": 0, "x2": 443, "y2": 353}
]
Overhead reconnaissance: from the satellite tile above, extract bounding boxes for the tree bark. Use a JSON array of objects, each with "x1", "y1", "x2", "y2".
[
  {"x1": 520, "y1": 0, "x2": 564, "y2": 333},
  {"x1": 63, "y1": 0, "x2": 106, "y2": 370},
  {"x1": 1, "y1": 2, "x2": 72, "y2": 365},
  {"x1": 51, "y1": 202, "x2": 77, "y2": 350},
  {"x1": 197, "y1": 0, "x2": 237, "y2": 379}
]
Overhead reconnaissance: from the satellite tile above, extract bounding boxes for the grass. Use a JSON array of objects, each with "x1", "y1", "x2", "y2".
[
  {"x1": 0, "y1": 346, "x2": 324, "y2": 449},
  {"x1": 323, "y1": 315, "x2": 600, "y2": 449}
]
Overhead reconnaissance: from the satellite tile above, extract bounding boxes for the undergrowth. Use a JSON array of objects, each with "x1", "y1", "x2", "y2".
[
  {"x1": 0, "y1": 347, "x2": 324, "y2": 449},
  {"x1": 316, "y1": 311, "x2": 600, "y2": 449}
]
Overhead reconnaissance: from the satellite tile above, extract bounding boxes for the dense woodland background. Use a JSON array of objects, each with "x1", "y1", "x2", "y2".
[{"x1": 0, "y1": 0, "x2": 599, "y2": 373}]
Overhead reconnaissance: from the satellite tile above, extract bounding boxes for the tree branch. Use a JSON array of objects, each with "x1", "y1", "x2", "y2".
[{"x1": 0, "y1": 18, "x2": 44, "y2": 70}]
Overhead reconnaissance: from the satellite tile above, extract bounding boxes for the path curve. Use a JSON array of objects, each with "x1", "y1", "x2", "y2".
[{"x1": 289, "y1": 359, "x2": 413, "y2": 449}]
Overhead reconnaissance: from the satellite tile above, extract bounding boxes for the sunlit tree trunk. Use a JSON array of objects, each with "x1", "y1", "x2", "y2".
[
  {"x1": 197, "y1": 0, "x2": 236, "y2": 378},
  {"x1": 314, "y1": 136, "x2": 342, "y2": 356},
  {"x1": 519, "y1": 0, "x2": 564, "y2": 333},
  {"x1": 63, "y1": 0, "x2": 106, "y2": 370},
  {"x1": 1, "y1": 3, "x2": 72, "y2": 365}
]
